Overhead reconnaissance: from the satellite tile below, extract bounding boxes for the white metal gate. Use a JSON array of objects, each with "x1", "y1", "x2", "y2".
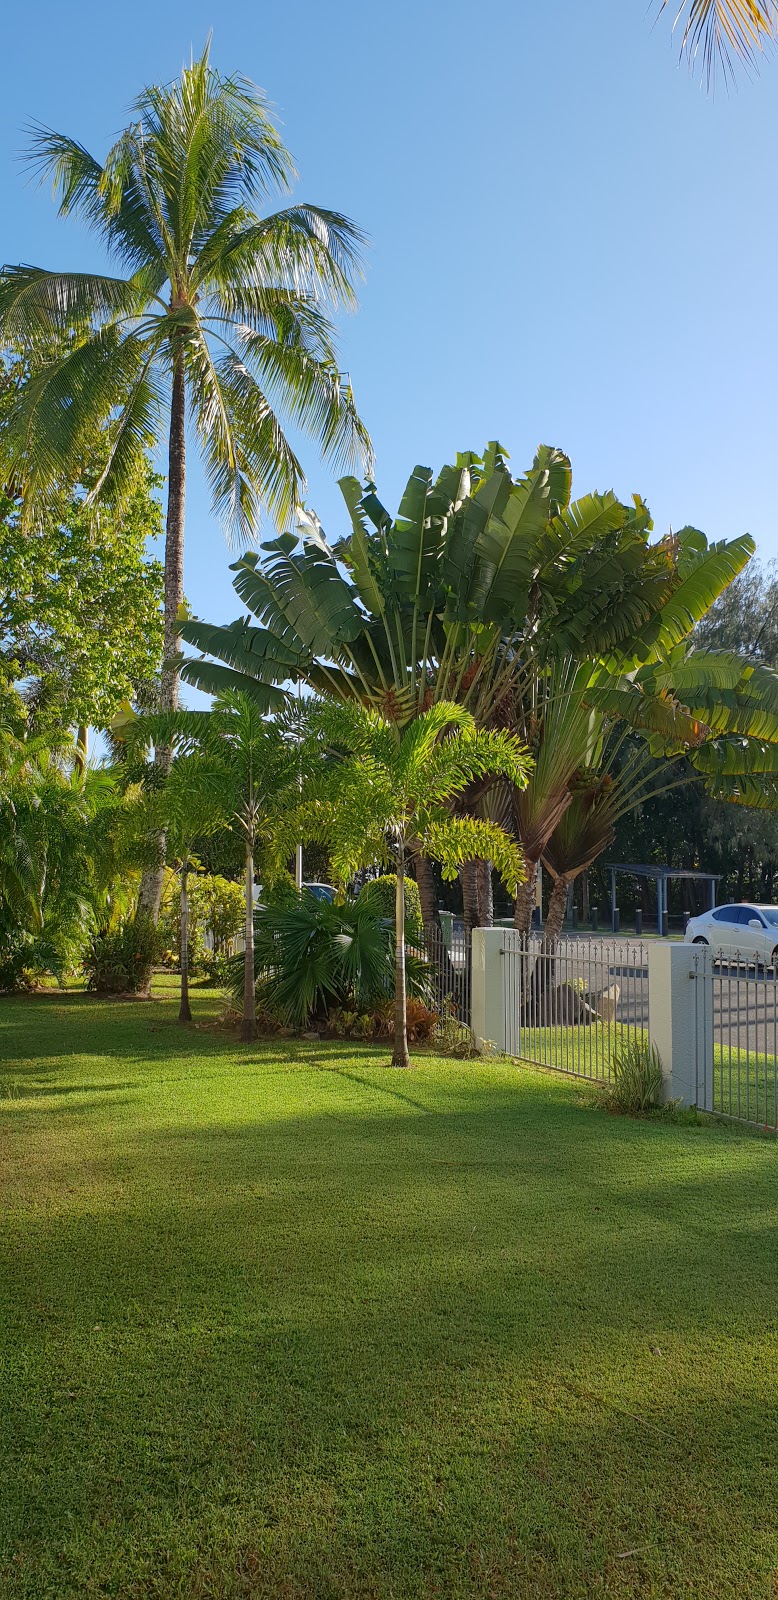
[
  {"x1": 692, "y1": 945, "x2": 778, "y2": 1130},
  {"x1": 502, "y1": 933, "x2": 649, "y2": 1082}
]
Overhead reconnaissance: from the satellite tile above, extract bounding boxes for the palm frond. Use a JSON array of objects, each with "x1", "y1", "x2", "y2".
[
  {"x1": 207, "y1": 205, "x2": 367, "y2": 309},
  {"x1": 658, "y1": 0, "x2": 777, "y2": 86},
  {"x1": 0, "y1": 265, "x2": 143, "y2": 344}
]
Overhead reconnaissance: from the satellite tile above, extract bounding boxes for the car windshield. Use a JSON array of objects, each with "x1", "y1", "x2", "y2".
[{"x1": 757, "y1": 908, "x2": 778, "y2": 926}]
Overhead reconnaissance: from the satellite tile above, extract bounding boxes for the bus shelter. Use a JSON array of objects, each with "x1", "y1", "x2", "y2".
[{"x1": 606, "y1": 864, "x2": 719, "y2": 936}]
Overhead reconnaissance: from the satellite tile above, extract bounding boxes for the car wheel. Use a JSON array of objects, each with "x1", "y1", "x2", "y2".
[
  {"x1": 771, "y1": 946, "x2": 778, "y2": 973},
  {"x1": 692, "y1": 937, "x2": 709, "y2": 945}
]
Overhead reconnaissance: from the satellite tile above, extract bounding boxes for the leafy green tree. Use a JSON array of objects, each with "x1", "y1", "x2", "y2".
[
  {"x1": 154, "y1": 753, "x2": 232, "y2": 1021},
  {"x1": 178, "y1": 441, "x2": 700, "y2": 934},
  {"x1": 180, "y1": 442, "x2": 672, "y2": 733},
  {"x1": 0, "y1": 462, "x2": 163, "y2": 733},
  {"x1": 0, "y1": 43, "x2": 371, "y2": 917},
  {"x1": 356, "y1": 874, "x2": 424, "y2": 941},
  {"x1": 294, "y1": 701, "x2": 529, "y2": 1067}
]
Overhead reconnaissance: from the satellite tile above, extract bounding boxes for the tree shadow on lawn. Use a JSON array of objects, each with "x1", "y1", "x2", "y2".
[
  {"x1": 0, "y1": 992, "x2": 405, "y2": 1077},
  {"x1": 2, "y1": 1135, "x2": 777, "y2": 1600}
]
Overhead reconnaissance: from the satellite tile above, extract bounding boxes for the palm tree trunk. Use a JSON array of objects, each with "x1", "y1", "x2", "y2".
[
  {"x1": 137, "y1": 352, "x2": 187, "y2": 935},
  {"x1": 461, "y1": 859, "x2": 480, "y2": 936},
  {"x1": 414, "y1": 851, "x2": 441, "y2": 939},
  {"x1": 544, "y1": 871, "x2": 571, "y2": 949},
  {"x1": 240, "y1": 832, "x2": 257, "y2": 1043},
  {"x1": 514, "y1": 858, "x2": 538, "y2": 936},
  {"x1": 392, "y1": 840, "x2": 410, "y2": 1068},
  {"x1": 477, "y1": 859, "x2": 493, "y2": 928},
  {"x1": 178, "y1": 861, "x2": 192, "y2": 1024}
]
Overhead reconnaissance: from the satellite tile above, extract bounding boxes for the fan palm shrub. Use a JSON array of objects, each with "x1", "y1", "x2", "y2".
[{"x1": 236, "y1": 889, "x2": 430, "y2": 1030}]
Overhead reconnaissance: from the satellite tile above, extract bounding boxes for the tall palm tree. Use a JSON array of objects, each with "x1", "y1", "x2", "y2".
[
  {"x1": 660, "y1": 0, "x2": 777, "y2": 86},
  {"x1": 0, "y1": 44, "x2": 371, "y2": 914}
]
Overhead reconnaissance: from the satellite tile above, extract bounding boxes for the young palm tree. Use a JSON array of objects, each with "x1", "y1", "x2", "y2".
[
  {"x1": 0, "y1": 44, "x2": 371, "y2": 914},
  {"x1": 154, "y1": 751, "x2": 231, "y2": 1022},
  {"x1": 125, "y1": 690, "x2": 303, "y2": 1039},
  {"x1": 296, "y1": 701, "x2": 530, "y2": 1068}
]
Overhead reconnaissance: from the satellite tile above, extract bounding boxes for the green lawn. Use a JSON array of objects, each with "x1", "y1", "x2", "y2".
[{"x1": 2, "y1": 983, "x2": 778, "y2": 1598}]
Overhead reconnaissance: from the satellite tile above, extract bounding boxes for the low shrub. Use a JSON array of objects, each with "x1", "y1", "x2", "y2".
[
  {"x1": 83, "y1": 912, "x2": 161, "y2": 994},
  {"x1": 197, "y1": 949, "x2": 234, "y2": 987},
  {"x1": 0, "y1": 937, "x2": 52, "y2": 994},
  {"x1": 405, "y1": 999, "x2": 438, "y2": 1041},
  {"x1": 0, "y1": 927, "x2": 82, "y2": 994},
  {"x1": 159, "y1": 873, "x2": 245, "y2": 974},
  {"x1": 233, "y1": 891, "x2": 432, "y2": 1030},
  {"x1": 605, "y1": 1038, "x2": 664, "y2": 1115}
]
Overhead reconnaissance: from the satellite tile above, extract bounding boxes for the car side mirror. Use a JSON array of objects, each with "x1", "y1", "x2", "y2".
[{"x1": 748, "y1": 919, "x2": 762, "y2": 929}]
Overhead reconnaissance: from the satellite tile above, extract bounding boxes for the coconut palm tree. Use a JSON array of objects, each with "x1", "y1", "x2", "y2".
[
  {"x1": 294, "y1": 700, "x2": 529, "y2": 1068},
  {"x1": 0, "y1": 44, "x2": 371, "y2": 916}
]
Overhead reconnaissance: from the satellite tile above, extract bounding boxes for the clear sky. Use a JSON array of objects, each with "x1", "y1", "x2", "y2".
[{"x1": 2, "y1": 0, "x2": 777, "y2": 681}]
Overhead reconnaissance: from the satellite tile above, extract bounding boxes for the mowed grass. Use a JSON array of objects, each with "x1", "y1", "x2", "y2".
[{"x1": 2, "y1": 984, "x2": 778, "y2": 1598}]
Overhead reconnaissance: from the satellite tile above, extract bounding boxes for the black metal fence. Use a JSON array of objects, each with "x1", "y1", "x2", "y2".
[{"x1": 410, "y1": 923, "x2": 472, "y2": 1042}]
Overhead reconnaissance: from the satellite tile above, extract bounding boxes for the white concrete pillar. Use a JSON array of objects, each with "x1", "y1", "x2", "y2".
[
  {"x1": 471, "y1": 927, "x2": 511, "y2": 1054},
  {"x1": 648, "y1": 941, "x2": 713, "y2": 1107}
]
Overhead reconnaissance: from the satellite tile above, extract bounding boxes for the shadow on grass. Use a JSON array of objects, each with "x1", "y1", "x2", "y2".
[
  {"x1": 2, "y1": 1106, "x2": 777, "y2": 1598},
  {"x1": 3, "y1": 1003, "x2": 778, "y2": 1598}
]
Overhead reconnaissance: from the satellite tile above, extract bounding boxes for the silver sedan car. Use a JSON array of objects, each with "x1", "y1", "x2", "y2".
[{"x1": 685, "y1": 903, "x2": 778, "y2": 966}]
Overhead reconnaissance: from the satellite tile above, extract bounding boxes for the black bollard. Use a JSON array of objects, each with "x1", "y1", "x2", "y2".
[
  {"x1": 635, "y1": 908, "x2": 643, "y2": 937},
  {"x1": 591, "y1": 906, "x2": 599, "y2": 933}
]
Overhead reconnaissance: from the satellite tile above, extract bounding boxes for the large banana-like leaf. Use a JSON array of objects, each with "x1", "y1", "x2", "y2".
[
  {"x1": 629, "y1": 529, "x2": 755, "y2": 658},
  {"x1": 233, "y1": 542, "x2": 365, "y2": 656},
  {"x1": 178, "y1": 658, "x2": 289, "y2": 709},
  {"x1": 635, "y1": 650, "x2": 778, "y2": 742},
  {"x1": 702, "y1": 774, "x2": 778, "y2": 808},
  {"x1": 533, "y1": 444, "x2": 572, "y2": 518},
  {"x1": 336, "y1": 475, "x2": 389, "y2": 617},
  {"x1": 693, "y1": 737, "x2": 778, "y2": 777},
  {"x1": 440, "y1": 464, "x2": 514, "y2": 620},
  {"x1": 388, "y1": 464, "x2": 437, "y2": 601},
  {"x1": 469, "y1": 464, "x2": 553, "y2": 626},
  {"x1": 179, "y1": 618, "x2": 303, "y2": 680}
]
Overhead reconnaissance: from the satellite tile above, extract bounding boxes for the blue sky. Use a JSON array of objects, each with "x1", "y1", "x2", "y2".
[{"x1": 2, "y1": 0, "x2": 777, "y2": 674}]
